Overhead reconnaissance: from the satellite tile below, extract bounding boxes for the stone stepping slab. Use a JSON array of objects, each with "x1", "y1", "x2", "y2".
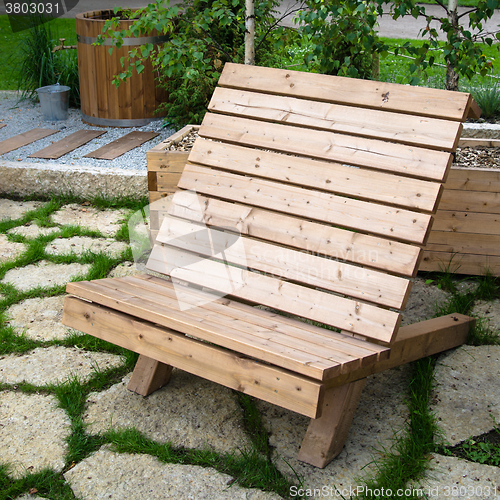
[
  {"x1": 0, "y1": 234, "x2": 25, "y2": 263},
  {"x1": 0, "y1": 199, "x2": 44, "y2": 222},
  {"x1": 64, "y1": 447, "x2": 281, "y2": 500},
  {"x1": 432, "y1": 345, "x2": 500, "y2": 445},
  {"x1": 45, "y1": 236, "x2": 129, "y2": 258},
  {"x1": 6, "y1": 296, "x2": 73, "y2": 342},
  {"x1": 84, "y1": 131, "x2": 159, "y2": 160},
  {"x1": 0, "y1": 392, "x2": 70, "y2": 479},
  {"x1": 1, "y1": 260, "x2": 91, "y2": 292},
  {"x1": 416, "y1": 454, "x2": 500, "y2": 499},
  {"x1": 0, "y1": 346, "x2": 124, "y2": 385},
  {"x1": 28, "y1": 130, "x2": 106, "y2": 159},
  {"x1": 257, "y1": 364, "x2": 412, "y2": 489},
  {"x1": 51, "y1": 204, "x2": 128, "y2": 237},
  {"x1": 8, "y1": 224, "x2": 60, "y2": 239},
  {"x1": 0, "y1": 128, "x2": 58, "y2": 155},
  {"x1": 84, "y1": 371, "x2": 250, "y2": 454}
]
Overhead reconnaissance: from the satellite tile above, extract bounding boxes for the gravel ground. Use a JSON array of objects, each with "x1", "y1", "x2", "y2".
[{"x1": 0, "y1": 91, "x2": 176, "y2": 170}]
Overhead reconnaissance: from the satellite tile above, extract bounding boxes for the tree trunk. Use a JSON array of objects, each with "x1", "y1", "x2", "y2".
[
  {"x1": 446, "y1": 0, "x2": 460, "y2": 91},
  {"x1": 245, "y1": 0, "x2": 255, "y2": 65}
]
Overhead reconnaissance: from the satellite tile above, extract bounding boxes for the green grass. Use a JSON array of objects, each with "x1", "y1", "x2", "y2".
[
  {"x1": 0, "y1": 15, "x2": 76, "y2": 91},
  {"x1": 378, "y1": 37, "x2": 500, "y2": 90}
]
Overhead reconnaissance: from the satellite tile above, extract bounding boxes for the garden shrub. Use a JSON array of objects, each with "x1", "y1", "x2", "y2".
[{"x1": 100, "y1": 0, "x2": 291, "y2": 129}]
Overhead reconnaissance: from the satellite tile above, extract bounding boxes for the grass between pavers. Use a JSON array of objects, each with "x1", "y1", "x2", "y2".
[{"x1": 1, "y1": 194, "x2": 500, "y2": 499}]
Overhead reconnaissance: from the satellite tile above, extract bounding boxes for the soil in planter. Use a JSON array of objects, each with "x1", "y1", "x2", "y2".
[{"x1": 455, "y1": 147, "x2": 500, "y2": 169}]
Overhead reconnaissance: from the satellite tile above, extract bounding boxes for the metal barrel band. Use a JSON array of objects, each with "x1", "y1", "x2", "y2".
[{"x1": 77, "y1": 34, "x2": 170, "y2": 46}]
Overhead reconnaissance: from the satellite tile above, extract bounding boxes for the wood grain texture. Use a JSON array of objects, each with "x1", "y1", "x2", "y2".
[
  {"x1": 84, "y1": 131, "x2": 159, "y2": 160},
  {"x1": 178, "y1": 164, "x2": 433, "y2": 244},
  {"x1": 0, "y1": 128, "x2": 58, "y2": 155},
  {"x1": 167, "y1": 192, "x2": 422, "y2": 277},
  {"x1": 63, "y1": 296, "x2": 324, "y2": 418},
  {"x1": 218, "y1": 63, "x2": 472, "y2": 121},
  {"x1": 188, "y1": 139, "x2": 442, "y2": 212},
  {"x1": 127, "y1": 354, "x2": 173, "y2": 396},
  {"x1": 28, "y1": 130, "x2": 105, "y2": 159},
  {"x1": 209, "y1": 87, "x2": 462, "y2": 151},
  {"x1": 199, "y1": 113, "x2": 452, "y2": 182}
]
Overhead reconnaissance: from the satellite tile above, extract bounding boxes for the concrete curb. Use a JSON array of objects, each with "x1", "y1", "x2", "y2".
[
  {"x1": 0, "y1": 123, "x2": 497, "y2": 199},
  {"x1": 0, "y1": 161, "x2": 147, "y2": 199}
]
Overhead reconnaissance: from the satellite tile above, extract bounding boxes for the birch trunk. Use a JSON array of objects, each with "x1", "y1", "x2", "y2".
[
  {"x1": 245, "y1": 0, "x2": 255, "y2": 65},
  {"x1": 446, "y1": 0, "x2": 460, "y2": 91}
]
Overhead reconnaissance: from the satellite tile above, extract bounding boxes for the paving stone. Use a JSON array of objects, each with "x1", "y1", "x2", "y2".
[
  {"x1": 64, "y1": 447, "x2": 281, "y2": 500},
  {"x1": 432, "y1": 345, "x2": 500, "y2": 446},
  {"x1": 5, "y1": 296, "x2": 73, "y2": 341},
  {"x1": 0, "y1": 391, "x2": 70, "y2": 479},
  {"x1": 401, "y1": 277, "x2": 451, "y2": 326},
  {"x1": 1, "y1": 260, "x2": 91, "y2": 292},
  {"x1": 415, "y1": 454, "x2": 500, "y2": 499},
  {"x1": 0, "y1": 346, "x2": 124, "y2": 385},
  {"x1": 107, "y1": 261, "x2": 143, "y2": 278},
  {"x1": 0, "y1": 234, "x2": 25, "y2": 263},
  {"x1": 51, "y1": 204, "x2": 128, "y2": 237},
  {"x1": 472, "y1": 299, "x2": 500, "y2": 332},
  {"x1": 257, "y1": 365, "x2": 411, "y2": 494},
  {"x1": 0, "y1": 199, "x2": 43, "y2": 221},
  {"x1": 8, "y1": 224, "x2": 60, "y2": 239},
  {"x1": 45, "y1": 236, "x2": 129, "y2": 258},
  {"x1": 84, "y1": 371, "x2": 249, "y2": 454}
]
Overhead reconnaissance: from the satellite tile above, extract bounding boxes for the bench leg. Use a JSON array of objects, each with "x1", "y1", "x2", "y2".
[
  {"x1": 127, "y1": 354, "x2": 173, "y2": 396},
  {"x1": 298, "y1": 378, "x2": 366, "y2": 468}
]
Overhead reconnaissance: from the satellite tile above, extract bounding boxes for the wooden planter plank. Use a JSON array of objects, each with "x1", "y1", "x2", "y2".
[
  {"x1": 0, "y1": 128, "x2": 58, "y2": 155},
  {"x1": 439, "y1": 189, "x2": 500, "y2": 214},
  {"x1": 444, "y1": 167, "x2": 500, "y2": 193},
  {"x1": 432, "y1": 210, "x2": 500, "y2": 235},
  {"x1": 84, "y1": 131, "x2": 159, "y2": 160},
  {"x1": 426, "y1": 231, "x2": 500, "y2": 256},
  {"x1": 28, "y1": 130, "x2": 106, "y2": 159},
  {"x1": 420, "y1": 251, "x2": 500, "y2": 275}
]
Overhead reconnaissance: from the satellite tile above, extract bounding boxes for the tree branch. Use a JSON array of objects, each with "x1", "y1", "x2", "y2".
[
  {"x1": 255, "y1": 5, "x2": 304, "y2": 53},
  {"x1": 458, "y1": 7, "x2": 479, "y2": 19}
]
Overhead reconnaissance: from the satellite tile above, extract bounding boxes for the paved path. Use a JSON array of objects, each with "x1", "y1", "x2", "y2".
[{"x1": 1, "y1": 197, "x2": 500, "y2": 499}]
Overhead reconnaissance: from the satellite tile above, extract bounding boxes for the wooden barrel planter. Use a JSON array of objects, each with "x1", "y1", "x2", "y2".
[{"x1": 76, "y1": 10, "x2": 168, "y2": 127}]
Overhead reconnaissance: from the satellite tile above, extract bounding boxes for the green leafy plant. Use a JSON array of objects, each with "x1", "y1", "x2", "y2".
[
  {"x1": 298, "y1": 0, "x2": 379, "y2": 78},
  {"x1": 17, "y1": 13, "x2": 80, "y2": 107},
  {"x1": 469, "y1": 83, "x2": 500, "y2": 119},
  {"x1": 98, "y1": 0, "x2": 295, "y2": 128}
]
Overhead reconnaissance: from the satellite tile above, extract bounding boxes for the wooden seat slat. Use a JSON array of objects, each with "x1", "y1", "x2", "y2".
[
  {"x1": 130, "y1": 275, "x2": 390, "y2": 364},
  {"x1": 63, "y1": 296, "x2": 325, "y2": 418},
  {"x1": 147, "y1": 245, "x2": 401, "y2": 344},
  {"x1": 166, "y1": 193, "x2": 422, "y2": 276},
  {"x1": 200, "y1": 113, "x2": 452, "y2": 182},
  {"x1": 67, "y1": 277, "x2": 391, "y2": 379},
  {"x1": 218, "y1": 63, "x2": 473, "y2": 121},
  {"x1": 188, "y1": 139, "x2": 442, "y2": 212},
  {"x1": 156, "y1": 217, "x2": 411, "y2": 309},
  {"x1": 208, "y1": 87, "x2": 462, "y2": 151},
  {"x1": 66, "y1": 279, "x2": 339, "y2": 379},
  {"x1": 178, "y1": 164, "x2": 433, "y2": 244}
]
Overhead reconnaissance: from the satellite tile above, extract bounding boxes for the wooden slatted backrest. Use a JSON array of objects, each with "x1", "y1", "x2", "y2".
[{"x1": 147, "y1": 63, "x2": 476, "y2": 345}]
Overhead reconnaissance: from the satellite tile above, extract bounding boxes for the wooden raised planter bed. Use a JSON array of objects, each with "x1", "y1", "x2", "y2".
[
  {"x1": 147, "y1": 127, "x2": 500, "y2": 276},
  {"x1": 147, "y1": 125, "x2": 199, "y2": 243}
]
